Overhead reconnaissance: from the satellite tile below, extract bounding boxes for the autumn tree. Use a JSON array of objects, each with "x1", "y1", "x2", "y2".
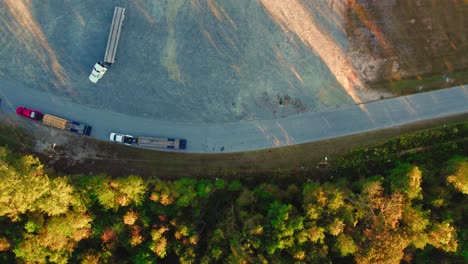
[
  {"x1": 150, "y1": 179, "x2": 177, "y2": 205},
  {"x1": 301, "y1": 182, "x2": 354, "y2": 262},
  {"x1": 351, "y1": 163, "x2": 460, "y2": 264},
  {"x1": 427, "y1": 221, "x2": 458, "y2": 252},
  {"x1": 14, "y1": 211, "x2": 92, "y2": 263},
  {"x1": 36, "y1": 177, "x2": 75, "y2": 216},
  {"x1": 0, "y1": 237, "x2": 11, "y2": 251},
  {"x1": 86, "y1": 174, "x2": 146, "y2": 210},
  {"x1": 149, "y1": 225, "x2": 169, "y2": 258},
  {"x1": 0, "y1": 142, "x2": 466, "y2": 263},
  {"x1": 0, "y1": 150, "x2": 75, "y2": 220},
  {"x1": 352, "y1": 179, "x2": 409, "y2": 264},
  {"x1": 445, "y1": 157, "x2": 468, "y2": 194},
  {"x1": 335, "y1": 234, "x2": 356, "y2": 256}
]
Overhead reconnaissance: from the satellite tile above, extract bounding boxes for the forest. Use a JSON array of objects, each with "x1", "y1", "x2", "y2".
[{"x1": 0, "y1": 122, "x2": 467, "y2": 263}]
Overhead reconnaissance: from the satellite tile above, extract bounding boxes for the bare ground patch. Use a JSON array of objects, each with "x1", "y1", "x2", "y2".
[{"x1": 346, "y1": 0, "x2": 468, "y2": 94}]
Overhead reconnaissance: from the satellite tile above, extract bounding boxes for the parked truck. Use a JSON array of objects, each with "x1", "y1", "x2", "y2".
[
  {"x1": 110, "y1": 133, "x2": 187, "y2": 150},
  {"x1": 42, "y1": 114, "x2": 92, "y2": 136},
  {"x1": 89, "y1": 6, "x2": 126, "y2": 83}
]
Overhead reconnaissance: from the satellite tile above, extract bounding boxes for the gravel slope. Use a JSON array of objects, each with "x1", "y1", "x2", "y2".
[{"x1": 0, "y1": 0, "x2": 363, "y2": 123}]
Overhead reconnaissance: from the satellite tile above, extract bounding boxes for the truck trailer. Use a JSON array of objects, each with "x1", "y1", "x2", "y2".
[
  {"x1": 109, "y1": 132, "x2": 187, "y2": 150},
  {"x1": 42, "y1": 114, "x2": 92, "y2": 136},
  {"x1": 137, "y1": 137, "x2": 187, "y2": 150},
  {"x1": 89, "y1": 6, "x2": 126, "y2": 83}
]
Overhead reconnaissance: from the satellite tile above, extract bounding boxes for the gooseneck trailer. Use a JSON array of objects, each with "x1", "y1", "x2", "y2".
[{"x1": 89, "y1": 7, "x2": 126, "y2": 83}]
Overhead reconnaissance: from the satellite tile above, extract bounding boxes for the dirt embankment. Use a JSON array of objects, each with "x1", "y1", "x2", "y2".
[
  {"x1": 345, "y1": 0, "x2": 468, "y2": 93},
  {"x1": 258, "y1": 0, "x2": 391, "y2": 104},
  {"x1": 256, "y1": 0, "x2": 467, "y2": 101}
]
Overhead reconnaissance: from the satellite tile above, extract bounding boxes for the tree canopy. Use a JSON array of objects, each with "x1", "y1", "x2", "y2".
[{"x1": 0, "y1": 138, "x2": 466, "y2": 263}]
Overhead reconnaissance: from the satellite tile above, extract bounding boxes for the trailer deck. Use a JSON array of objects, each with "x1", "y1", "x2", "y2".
[
  {"x1": 103, "y1": 7, "x2": 125, "y2": 64},
  {"x1": 137, "y1": 137, "x2": 187, "y2": 149},
  {"x1": 42, "y1": 114, "x2": 67, "y2": 129},
  {"x1": 42, "y1": 114, "x2": 92, "y2": 136},
  {"x1": 66, "y1": 121, "x2": 92, "y2": 136}
]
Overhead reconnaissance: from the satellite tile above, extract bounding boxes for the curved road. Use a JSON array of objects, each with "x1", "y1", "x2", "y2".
[{"x1": 0, "y1": 81, "x2": 467, "y2": 153}]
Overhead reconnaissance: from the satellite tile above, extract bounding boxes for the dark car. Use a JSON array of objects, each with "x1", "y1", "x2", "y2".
[{"x1": 16, "y1": 106, "x2": 43, "y2": 121}]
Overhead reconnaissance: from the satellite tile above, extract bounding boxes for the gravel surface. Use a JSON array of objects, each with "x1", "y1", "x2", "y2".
[{"x1": 0, "y1": 0, "x2": 365, "y2": 123}]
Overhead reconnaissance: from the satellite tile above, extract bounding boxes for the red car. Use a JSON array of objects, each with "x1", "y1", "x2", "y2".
[{"x1": 16, "y1": 106, "x2": 43, "y2": 121}]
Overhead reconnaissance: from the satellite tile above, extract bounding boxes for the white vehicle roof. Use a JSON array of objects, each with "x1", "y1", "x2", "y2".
[
  {"x1": 109, "y1": 132, "x2": 122, "y2": 142},
  {"x1": 89, "y1": 62, "x2": 107, "y2": 83},
  {"x1": 94, "y1": 62, "x2": 107, "y2": 72},
  {"x1": 89, "y1": 73, "x2": 100, "y2": 83},
  {"x1": 110, "y1": 132, "x2": 134, "y2": 144}
]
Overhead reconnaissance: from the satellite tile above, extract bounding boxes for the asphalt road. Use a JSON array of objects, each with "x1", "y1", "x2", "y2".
[{"x1": 1, "y1": 81, "x2": 467, "y2": 153}]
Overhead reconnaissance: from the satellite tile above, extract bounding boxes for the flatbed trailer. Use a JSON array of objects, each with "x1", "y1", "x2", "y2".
[
  {"x1": 137, "y1": 137, "x2": 187, "y2": 150},
  {"x1": 103, "y1": 7, "x2": 126, "y2": 64},
  {"x1": 42, "y1": 114, "x2": 92, "y2": 136}
]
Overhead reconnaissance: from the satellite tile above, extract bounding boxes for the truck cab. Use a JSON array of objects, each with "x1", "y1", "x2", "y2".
[
  {"x1": 89, "y1": 62, "x2": 108, "y2": 83},
  {"x1": 110, "y1": 133, "x2": 136, "y2": 145}
]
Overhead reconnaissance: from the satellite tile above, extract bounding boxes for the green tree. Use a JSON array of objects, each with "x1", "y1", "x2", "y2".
[
  {"x1": 174, "y1": 178, "x2": 198, "y2": 207},
  {"x1": 201, "y1": 228, "x2": 226, "y2": 263},
  {"x1": 336, "y1": 234, "x2": 356, "y2": 256},
  {"x1": 88, "y1": 176, "x2": 118, "y2": 210},
  {"x1": 236, "y1": 188, "x2": 257, "y2": 208},
  {"x1": 389, "y1": 163, "x2": 423, "y2": 200},
  {"x1": 197, "y1": 179, "x2": 213, "y2": 198},
  {"x1": 265, "y1": 201, "x2": 304, "y2": 254},
  {"x1": 13, "y1": 235, "x2": 49, "y2": 263}
]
